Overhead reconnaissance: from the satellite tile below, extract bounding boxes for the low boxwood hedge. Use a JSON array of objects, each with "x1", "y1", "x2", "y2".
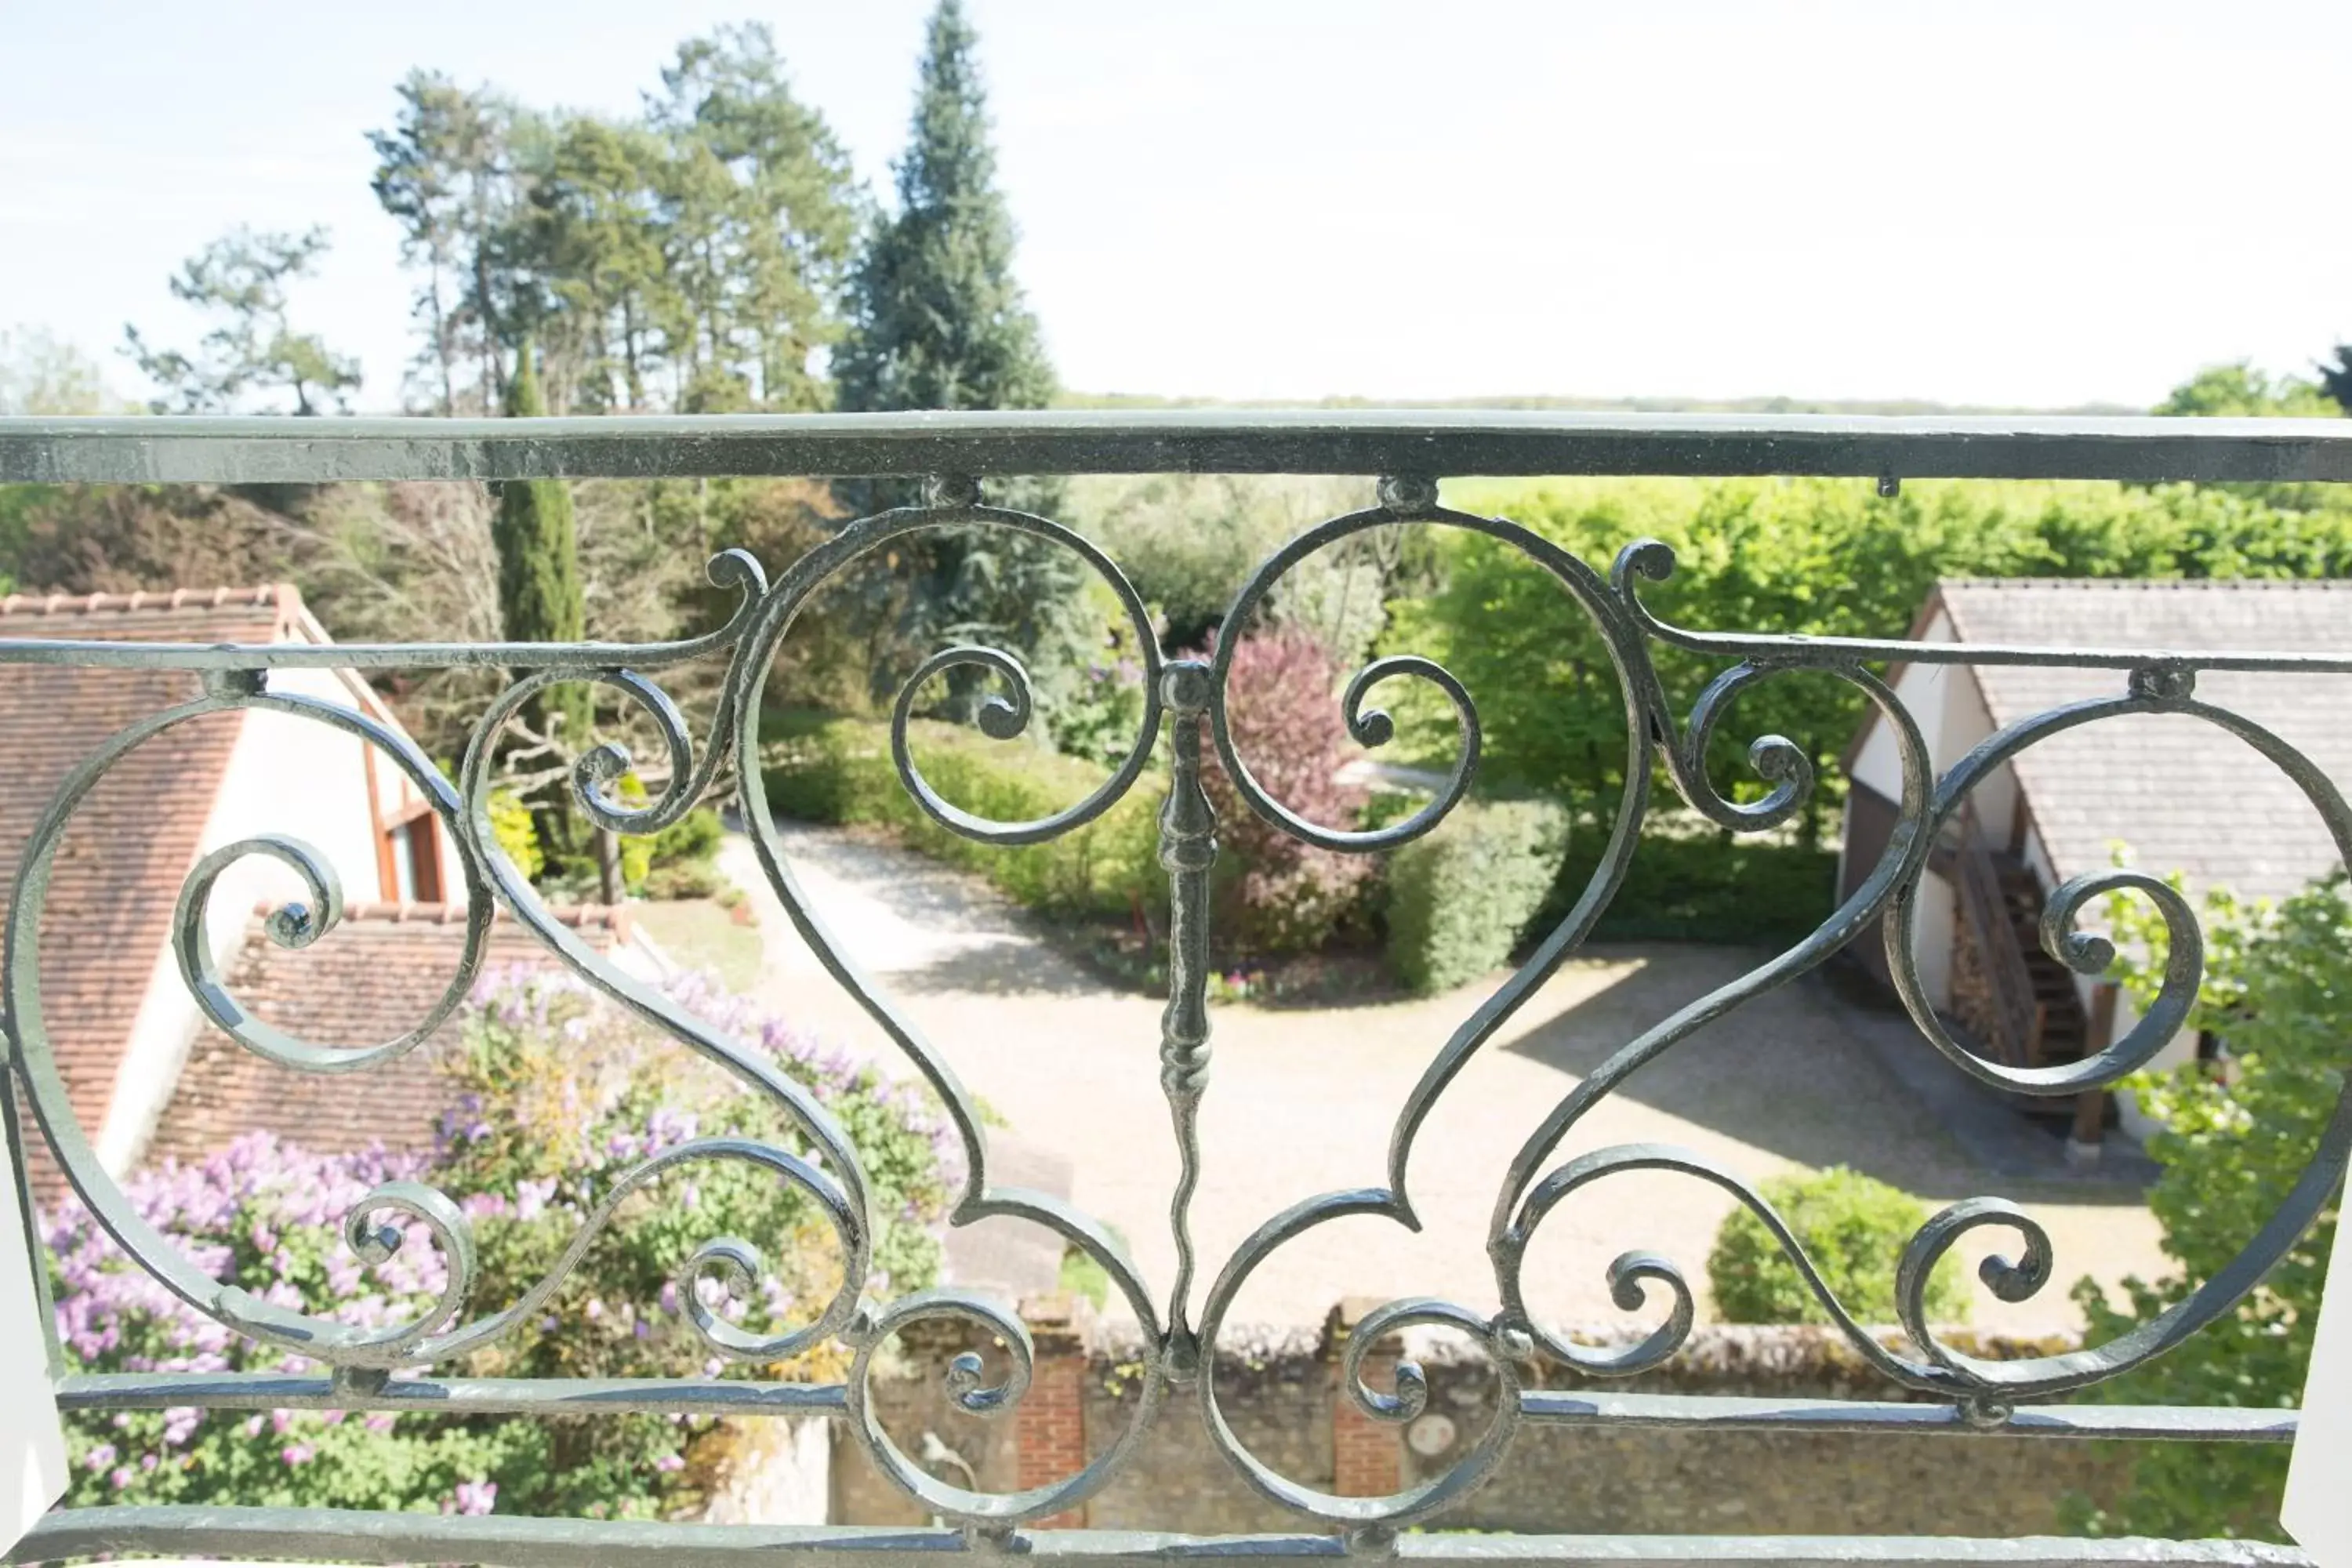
[{"x1": 760, "y1": 709, "x2": 1163, "y2": 919}]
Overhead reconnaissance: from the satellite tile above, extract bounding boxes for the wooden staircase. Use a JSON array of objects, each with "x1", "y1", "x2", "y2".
[
  {"x1": 1992, "y1": 858, "x2": 2089, "y2": 1066},
  {"x1": 1948, "y1": 804, "x2": 2090, "y2": 1073}
]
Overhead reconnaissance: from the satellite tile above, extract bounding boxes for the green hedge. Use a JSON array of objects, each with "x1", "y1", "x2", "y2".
[
  {"x1": 760, "y1": 710, "x2": 1163, "y2": 918},
  {"x1": 1386, "y1": 797, "x2": 1572, "y2": 994},
  {"x1": 1544, "y1": 829, "x2": 1839, "y2": 946},
  {"x1": 1707, "y1": 1166, "x2": 1969, "y2": 1326}
]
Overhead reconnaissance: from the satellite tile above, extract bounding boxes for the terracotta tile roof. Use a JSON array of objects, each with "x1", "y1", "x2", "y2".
[
  {"x1": 144, "y1": 905, "x2": 630, "y2": 1169},
  {"x1": 1936, "y1": 579, "x2": 2352, "y2": 901},
  {"x1": 0, "y1": 588, "x2": 296, "y2": 1155}
]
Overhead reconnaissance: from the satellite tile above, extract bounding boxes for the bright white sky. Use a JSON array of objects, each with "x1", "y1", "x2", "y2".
[{"x1": 3, "y1": 0, "x2": 2348, "y2": 412}]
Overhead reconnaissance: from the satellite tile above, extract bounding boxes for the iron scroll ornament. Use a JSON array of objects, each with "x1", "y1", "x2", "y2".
[{"x1": 2, "y1": 477, "x2": 2347, "y2": 1537}]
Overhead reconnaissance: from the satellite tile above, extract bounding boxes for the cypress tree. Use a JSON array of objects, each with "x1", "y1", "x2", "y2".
[
  {"x1": 493, "y1": 339, "x2": 591, "y2": 862},
  {"x1": 835, "y1": 0, "x2": 1090, "y2": 724},
  {"x1": 834, "y1": 0, "x2": 1054, "y2": 415}
]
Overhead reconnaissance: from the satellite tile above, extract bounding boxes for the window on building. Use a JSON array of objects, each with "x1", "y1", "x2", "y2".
[{"x1": 385, "y1": 815, "x2": 443, "y2": 903}]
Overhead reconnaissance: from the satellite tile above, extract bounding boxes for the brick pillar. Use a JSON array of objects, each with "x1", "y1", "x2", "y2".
[
  {"x1": 1013, "y1": 1294, "x2": 1090, "y2": 1528},
  {"x1": 1329, "y1": 1298, "x2": 1403, "y2": 1497}
]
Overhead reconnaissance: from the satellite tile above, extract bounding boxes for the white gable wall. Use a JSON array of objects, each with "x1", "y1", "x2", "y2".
[{"x1": 95, "y1": 659, "x2": 448, "y2": 1174}]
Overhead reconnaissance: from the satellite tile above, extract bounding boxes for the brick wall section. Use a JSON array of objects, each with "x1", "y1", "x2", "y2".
[
  {"x1": 1012, "y1": 1294, "x2": 1091, "y2": 1527},
  {"x1": 848, "y1": 1314, "x2": 2145, "y2": 1535},
  {"x1": 1329, "y1": 1298, "x2": 1401, "y2": 1498}
]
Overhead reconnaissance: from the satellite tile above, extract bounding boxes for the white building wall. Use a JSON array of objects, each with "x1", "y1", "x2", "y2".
[{"x1": 96, "y1": 656, "x2": 445, "y2": 1172}]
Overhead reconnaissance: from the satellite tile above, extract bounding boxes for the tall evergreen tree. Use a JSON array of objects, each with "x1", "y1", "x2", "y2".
[
  {"x1": 493, "y1": 341, "x2": 592, "y2": 858},
  {"x1": 833, "y1": 0, "x2": 1091, "y2": 726},
  {"x1": 833, "y1": 0, "x2": 1054, "y2": 414},
  {"x1": 2318, "y1": 346, "x2": 2352, "y2": 417}
]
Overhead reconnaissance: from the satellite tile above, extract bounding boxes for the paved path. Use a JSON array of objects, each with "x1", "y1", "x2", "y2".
[{"x1": 714, "y1": 827, "x2": 2165, "y2": 1338}]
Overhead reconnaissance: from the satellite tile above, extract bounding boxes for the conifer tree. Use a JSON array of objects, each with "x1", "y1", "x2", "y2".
[
  {"x1": 834, "y1": 0, "x2": 1091, "y2": 725},
  {"x1": 493, "y1": 340, "x2": 592, "y2": 865}
]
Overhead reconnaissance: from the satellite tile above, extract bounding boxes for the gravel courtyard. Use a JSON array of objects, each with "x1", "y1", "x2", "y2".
[{"x1": 702, "y1": 826, "x2": 2166, "y2": 1338}]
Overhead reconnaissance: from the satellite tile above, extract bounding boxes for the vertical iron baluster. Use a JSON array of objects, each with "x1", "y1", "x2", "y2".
[{"x1": 1156, "y1": 658, "x2": 1217, "y2": 1377}]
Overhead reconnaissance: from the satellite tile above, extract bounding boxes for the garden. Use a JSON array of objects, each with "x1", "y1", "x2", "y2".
[{"x1": 753, "y1": 456, "x2": 2352, "y2": 1004}]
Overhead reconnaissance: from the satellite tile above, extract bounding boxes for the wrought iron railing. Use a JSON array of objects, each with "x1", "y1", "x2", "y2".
[{"x1": 2, "y1": 410, "x2": 2349, "y2": 1566}]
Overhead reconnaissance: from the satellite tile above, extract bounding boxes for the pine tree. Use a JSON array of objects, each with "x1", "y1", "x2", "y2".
[
  {"x1": 2318, "y1": 346, "x2": 2352, "y2": 417},
  {"x1": 833, "y1": 0, "x2": 1091, "y2": 727},
  {"x1": 493, "y1": 340, "x2": 591, "y2": 864}
]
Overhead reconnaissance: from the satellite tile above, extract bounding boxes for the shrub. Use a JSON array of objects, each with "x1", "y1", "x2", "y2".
[
  {"x1": 486, "y1": 788, "x2": 543, "y2": 884},
  {"x1": 1708, "y1": 1166, "x2": 1969, "y2": 1327},
  {"x1": 1544, "y1": 823, "x2": 1839, "y2": 946},
  {"x1": 2065, "y1": 875, "x2": 2350, "y2": 1541},
  {"x1": 637, "y1": 806, "x2": 725, "y2": 900},
  {"x1": 761, "y1": 709, "x2": 1163, "y2": 918},
  {"x1": 1385, "y1": 797, "x2": 1570, "y2": 993},
  {"x1": 47, "y1": 967, "x2": 954, "y2": 1519},
  {"x1": 1202, "y1": 626, "x2": 1377, "y2": 956}
]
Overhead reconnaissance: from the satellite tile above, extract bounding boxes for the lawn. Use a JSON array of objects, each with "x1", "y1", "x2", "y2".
[{"x1": 632, "y1": 898, "x2": 764, "y2": 993}]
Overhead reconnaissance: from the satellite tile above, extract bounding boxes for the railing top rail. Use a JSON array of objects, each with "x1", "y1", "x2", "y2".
[{"x1": 5, "y1": 409, "x2": 2352, "y2": 485}]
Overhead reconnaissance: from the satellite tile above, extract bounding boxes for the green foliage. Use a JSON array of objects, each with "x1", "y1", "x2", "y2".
[
  {"x1": 494, "y1": 343, "x2": 585, "y2": 651},
  {"x1": 2155, "y1": 362, "x2": 2338, "y2": 419},
  {"x1": 1065, "y1": 474, "x2": 1397, "y2": 653},
  {"x1": 1386, "y1": 797, "x2": 1571, "y2": 993},
  {"x1": 1556, "y1": 823, "x2": 1840, "y2": 946},
  {"x1": 1708, "y1": 1167, "x2": 1969, "y2": 1327},
  {"x1": 486, "y1": 787, "x2": 544, "y2": 881},
  {"x1": 368, "y1": 29, "x2": 857, "y2": 416},
  {"x1": 122, "y1": 226, "x2": 361, "y2": 415},
  {"x1": 642, "y1": 805, "x2": 726, "y2": 898},
  {"x1": 2065, "y1": 877, "x2": 2350, "y2": 1541},
  {"x1": 761, "y1": 710, "x2": 1162, "y2": 918},
  {"x1": 2321, "y1": 347, "x2": 2352, "y2": 417},
  {"x1": 0, "y1": 325, "x2": 118, "y2": 416},
  {"x1": 829, "y1": 0, "x2": 1091, "y2": 729},
  {"x1": 493, "y1": 342, "x2": 591, "y2": 844},
  {"x1": 1050, "y1": 598, "x2": 1151, "y2": 768},
  {"x1": 1405, "y1": 477, "x2": 2352, "y2": 845},
  {"x1": 833, "y1": 0, "x2": 1053, "y2": 419}
]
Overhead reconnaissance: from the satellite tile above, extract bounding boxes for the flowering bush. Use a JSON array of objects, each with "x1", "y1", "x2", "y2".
[
  {"x1": 1202, "y1": 626, "x2": 1377, "y2": 956},
  {"x1": 1053, "y1": 644, "x2": 1149, "y2": 769},
  {"x1": 47, "y1": 967, "x2": 955, "y2": 1519}
]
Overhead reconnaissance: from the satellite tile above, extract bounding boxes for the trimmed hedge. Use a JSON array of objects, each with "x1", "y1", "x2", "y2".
[
  {"x1": 1544, "y1": 829, "x2": 1839, "y2": 946},
  {"x1": 1707, "y1": 1166, "x2": 1970, "y2": 1327},
  {"x1": 760, "y1": 710, "x2": 1163, "y2": 918},
  {"x1": 1386, "y1": 797, "x2": 1572, "y2": 994}
]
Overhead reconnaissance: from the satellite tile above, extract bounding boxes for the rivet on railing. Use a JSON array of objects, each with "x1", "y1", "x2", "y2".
[
  {"x1": 924, "y1": 474, "x2": 983, "y2": 509},
  {"x1": 332, "y1": 1365, "x2": 390, "y2": 1399},
  {"x1": 1376, "y1": 474, "x2": 1439, "y2": 514},
  {"x1": 1878, "y1": 474, "x2": 1902, "y2": 499},
  {"x1": 2129, "y1": 661, "x2": 2197, "y2": 703}
]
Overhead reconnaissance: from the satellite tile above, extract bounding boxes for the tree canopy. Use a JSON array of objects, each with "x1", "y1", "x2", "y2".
[
  {"x1": 2070, "y1": 875, "x2": 2349, "y2": 1540},
  {"x1": 366, "y1": 27, "x2": 858, "y2": 416},
  {"x1": 828, "y1": 0, "x2": 1090, "y2": 730},
  {"x1": 121, "y1": 227, "x2": 360, "y2": 416}
]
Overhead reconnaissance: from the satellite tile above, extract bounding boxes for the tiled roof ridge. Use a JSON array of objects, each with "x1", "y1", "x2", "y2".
[
  {"x1": 1936, "y1": 575, "x2": 2352, "y2": 592},
  {"x1": 246, "y1": 898, "x2": 632, "y2": 931},
  {"x1": 0, "y1": 584, "x2": 297, "y2": 617}
]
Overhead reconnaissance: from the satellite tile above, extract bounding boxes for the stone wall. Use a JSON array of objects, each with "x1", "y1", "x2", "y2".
[{"x1": 833, "y1": 1298, "x2": 2146, "y2": 1536}]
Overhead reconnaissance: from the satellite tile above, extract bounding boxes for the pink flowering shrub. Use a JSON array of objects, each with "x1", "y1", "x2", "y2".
[
  {"x1": 1203, "y1": 625, "x2": 1377, "y2": 955},
  {"x1": 46, "y1": 967, "x2": 955, "y2": 1519}
]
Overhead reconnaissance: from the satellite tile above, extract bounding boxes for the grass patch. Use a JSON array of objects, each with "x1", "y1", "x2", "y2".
[{"x1": 633, "y1": 898, "x2": 764, "y2": 993}]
